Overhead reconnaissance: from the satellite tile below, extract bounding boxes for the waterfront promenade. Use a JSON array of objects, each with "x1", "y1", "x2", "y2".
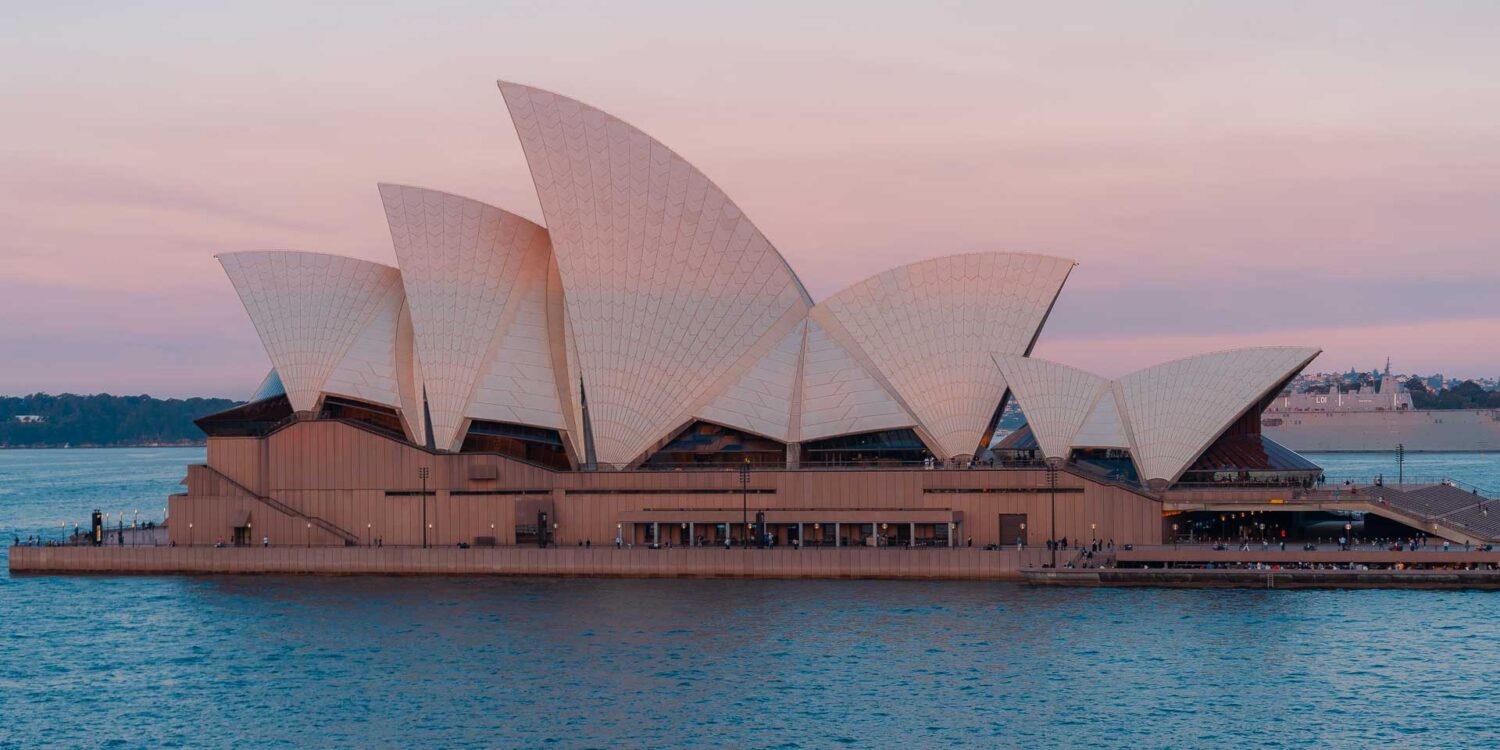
[
  {"x1": 12, "y1": 541, "x2": 1500, "y2": 584},
  {"x1": 10, "y1": 544, "x2": 1048, "y2": 579}
]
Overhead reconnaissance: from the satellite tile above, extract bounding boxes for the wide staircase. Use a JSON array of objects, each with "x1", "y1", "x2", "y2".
[
  {"x1": 189, "y1": 464, "x2": 360, "y2": 546},
  {"x1": 1313, "y1": 479, "x2": 1500, "y2": 544}
]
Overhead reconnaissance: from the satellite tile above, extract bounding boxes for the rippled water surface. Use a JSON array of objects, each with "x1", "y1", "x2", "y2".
[{"x1": 3, "y1": 448, "x2": 1500, "y2": 748}]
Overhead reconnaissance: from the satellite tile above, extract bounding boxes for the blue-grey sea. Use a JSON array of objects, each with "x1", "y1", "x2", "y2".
[{"x1": 3, "y1": 448, "x2": 1499, "y2": 748}]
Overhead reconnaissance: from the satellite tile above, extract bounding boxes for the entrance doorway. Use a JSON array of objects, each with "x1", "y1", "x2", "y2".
[{"x1": 999, "y1": 513, "x2": 1027, "y2": 548}]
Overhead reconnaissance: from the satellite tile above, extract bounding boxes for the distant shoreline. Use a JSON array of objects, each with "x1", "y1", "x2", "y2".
[{"x1": 0, "y1": 443, "x2": 206, "y2": 450}]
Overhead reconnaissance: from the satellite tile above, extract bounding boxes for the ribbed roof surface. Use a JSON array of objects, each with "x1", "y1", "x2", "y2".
[
  {"x1": 380, "y1": 184, "x2": 563, "y2": 451},
  {"x1": 818, "y1": 253, "x2": 1074, "y2": 458},
  {"x1": 219, "y1": 251, "x2": 404, "y2": 413},
  {"x1": 499, "y1": 81, "x2": 813, "y2": 466}
]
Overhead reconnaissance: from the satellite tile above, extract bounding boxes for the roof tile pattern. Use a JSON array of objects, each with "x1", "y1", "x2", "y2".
[
  {"x1": 818, "y1": 253, "x2": 1074, "y2": 458},
  {"x1": 323, "y1": 276, "x2": 406, "y2": 408},
  {"x1": 465, "y1": 233, "x2": 566, "y2": 432},
  {"x1": 1073, "y1": 388, "x2": 1129, "y2": 449},
  {"x1": 991, "y1": 354, "x2": 1107, "y2": 461},
  {"x1": 799, "y1": 320, "x2": 914, "y2": 442},
  {"x1": 699, "y1": 321, "x2": 806, "y2": 442},
  {"x1": 219, "y1": 251, "x2": 403, "y2": 412},
  {"x1": 499, "y1": 82, "x2": 813, "y2": 466},
  {"x1": 1116, "y1": 347, "x2": 1320, "y2": 483},
  {"x1": 379, "y1": 184, "x2": 559, "y2": 451}
]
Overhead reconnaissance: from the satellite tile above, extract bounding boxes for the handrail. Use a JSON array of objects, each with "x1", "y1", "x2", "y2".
[
  {"x1": 1321, "y1": 474, "x2": 1495, "y2": 498},
  {"x1": 199, "y1": 465, "x2": 360, "y2": 545}
]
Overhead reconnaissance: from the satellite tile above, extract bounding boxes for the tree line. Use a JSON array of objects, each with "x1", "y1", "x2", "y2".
[
  {"x1": 1406, "y1": 380, "x2": 1500, "y2": 410},
  {"x1": 0, "y1": 393, "x2": 240, "y2": 448}
]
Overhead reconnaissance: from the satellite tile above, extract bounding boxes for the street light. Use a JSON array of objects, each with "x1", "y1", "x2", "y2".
[
  {"x1": 1019, "y1": 522, "x2": 1027, "y2": 551},
  {"x1": 1172, "y1": 523, "x2": 1178, "y2": 551},
  {"x1": 306, "y1": 522, "x2": 312, "y2": 548},
  {"x1": 739, "y1": 457, "x2": 750, "y2": 549},
  {"x1": 1343, "y1": 522, "x2": 1353, "y2": 551},
  {"x1": 1397, "y1": 443, "x2": 1405, "y2": 485},
  {"x1": 1046, "y1": 458, "x2": 1060, "y2": 568},
  {"x1": 367, "y1": 523, "x2": 373, "y2": 547},
  {"x1": 188, "y1": 522, "x2": 194, "y2": 546},
  {"x1": 418, "y1": 466, "x2": 431, "y2": 548}
]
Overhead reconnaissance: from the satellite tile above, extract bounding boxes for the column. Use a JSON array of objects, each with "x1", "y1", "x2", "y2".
[
  {"x1": 688, "y1": 522, "x2": 695, "y2": 547},
  {"x1": 910, "y1": 522, "x2": 916, "y2": 548},
  {"x1": 652, "y1": 522, "x2": 659, "y2": 546},
  {"x1": 797, "y1": 523, "x2": 803, "y2": 549},
  {"x1": 834, "y1": 523, "x2": 840, "y2": 547}
]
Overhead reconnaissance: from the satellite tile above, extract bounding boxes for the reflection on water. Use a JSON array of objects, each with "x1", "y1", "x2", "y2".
[{"x1": 4, "y1": 575, "x2": 1500, "y2": 747}]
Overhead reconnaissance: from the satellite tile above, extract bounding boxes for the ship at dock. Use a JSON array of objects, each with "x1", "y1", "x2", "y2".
[{"x1": 1263, "y1": 371, "x2": 1500, "y2": 452}]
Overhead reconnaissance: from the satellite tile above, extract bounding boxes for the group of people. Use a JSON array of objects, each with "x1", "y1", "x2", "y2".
[{"x1": 1043, "y1": 537, "x2": 1114, "y2": 552}]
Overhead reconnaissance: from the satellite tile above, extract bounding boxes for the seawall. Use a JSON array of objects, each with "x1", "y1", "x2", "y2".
[
  {"x1": 8, "y1": 545, "x2": 1039, "y2": 580},
  {"x1": 1024, "y1": 568, "x2": 1500, "y2": 589}
]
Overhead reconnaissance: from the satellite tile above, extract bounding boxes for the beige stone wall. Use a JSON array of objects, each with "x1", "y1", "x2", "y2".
[{"x1": 170, "y1": 421, "x2": 1164, "y2": 551}]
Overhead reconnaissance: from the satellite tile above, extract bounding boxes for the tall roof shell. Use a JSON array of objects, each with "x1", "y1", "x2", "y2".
[
  {"x1": 798, "y1": 317, "x2": 916, "y2": 442},
  {"x1": 498, "y1": 81, "x2": 814, "y2": 466},
  {"x1": 1116, "y1": 347, "x2": 1321, "y2": 484},
  {"x1": 991, "y1": 354, "x2": 1109, "y2": 461},
  {"x1": 322, "y1": 274, "x2": 406, "y2": 409},
  {"x1": 219, "y1": 251, "x2": 404, "y2": 413},
  {"x1": 379, "y1": 184, "x2": 564, "y2": 451},
  {"x1": 697, "y1": 320, "x2": 806, "y2": 442},
  {"x1": 817, "y1": 253, "x2": 1074, "y2": 458}
]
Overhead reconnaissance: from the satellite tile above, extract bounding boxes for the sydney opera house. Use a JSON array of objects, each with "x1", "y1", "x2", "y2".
[{"x1": 175, "y1": 82, "x2": 1324, "y2": 552}]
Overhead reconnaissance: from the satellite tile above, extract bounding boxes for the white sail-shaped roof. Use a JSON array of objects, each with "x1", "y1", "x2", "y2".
[
  {"x1": 799, "y1": 318, "x2": 915, "y2": 442},
  {"x1": 817, "y1": 253, "x2": 1074, "y2": 458},
  {"x1": 322, "y1": 274, "x2": 406, "y2": 409},
  {"x1": 991, "y1": 354, "x2": 1108, "y2": 461},
  {"x1": 379, "y1": 184, "x2": 563, "y2": 452},
  {"x1": 499, "y1": 81, "x2": 813, "y2": 466},
  {"x1": 1073, "y1": 387, "x2": 1129, "y2": 449},
  {"x1": 697, "y1": 321, "x2": 806, "y2": 442},
  {"x1": 219, "y1": 251, "x2": 404, "y2": 413},
  {"x1": 1116, "y1": 347, "x2": 1320, "y2": 485}
]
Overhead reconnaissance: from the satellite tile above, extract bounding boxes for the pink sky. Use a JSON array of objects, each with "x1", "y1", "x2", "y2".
[{"x1": 3, "y1": 1, "x2": 1498, "y2": 397}]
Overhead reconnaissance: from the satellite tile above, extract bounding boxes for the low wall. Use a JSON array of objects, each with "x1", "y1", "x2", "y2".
[
  {"x1": 1024, "y1": 568, "x2": 1500, "y2": 589},
  {"x1": 1117, "y1": 545, "x2": 1500, "y2": 566},
  {"x1": 8, "y1": 545, "x2": 1049, "y2": 580}
]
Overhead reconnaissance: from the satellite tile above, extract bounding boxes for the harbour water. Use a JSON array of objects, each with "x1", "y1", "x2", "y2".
[{"x1": 3, "y1": 448, "x2": 1500, "y2": 747}]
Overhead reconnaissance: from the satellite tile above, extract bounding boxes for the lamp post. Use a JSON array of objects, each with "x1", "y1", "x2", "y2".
[
  {"x1": 1090, "y1": 523, "x2": 1097, "y2": 547},
  {"x1": 1396, "y1": 443, "x2": 1405, "y2": 485},
  {"x1": 306, "y1": 522, "x2": 311, "y2": 548},
  {"x1": 188, "y1": 522, "x2": 193, "y2": 546},
  {"x1": 1172, "y1": 523, "x2": 1178, "y2": 551},
  {"x1": 367, "y1": 523, "x2": 373, "y2": 547},
  {"x1": 419, "y1": 466, "x2": 430, "y2": 549},
  {"x1": 739, "y1": 457, "x2": 750, "y2": 549},
  {"x1": 1046, "y1": 458, "x2": 1060, "y2": 568},
  {"x1": 1343, "y1": 522, "x2": 1352, "y2": 551}
]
